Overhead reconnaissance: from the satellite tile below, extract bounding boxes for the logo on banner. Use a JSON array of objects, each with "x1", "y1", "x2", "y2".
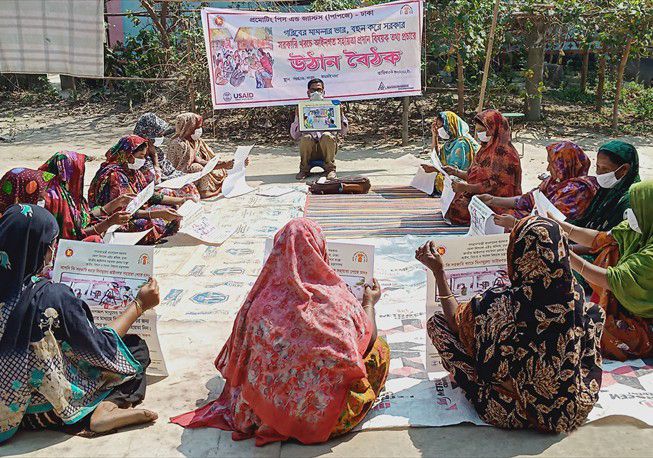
[
  {"x1": 214, "y1": 16, "x2": 224, "y2": 26},
  {"x1": 233, "y1": 93, "x2": 254, "y2": 101},
  {"x1": 400, "y1": 5, "x2": 414, "y2": 14},
  {"x1": 223, "y1": 92, "x2": 232, "y2": 102},
  {"x1": 138, "y1": 254, "x2": 150, "y2": 265},
  {"x1": 352, "y1": 252, "x2": 368, "y2": 263},
  {"x1": 191, "y1": 292, "x2": 228, "y2": 304},
  {"x1": 65, "y1": 248, "x2": 74, "y2": 257},
  {"x1": 378, "y1": 82, "x2": 386, "y2": 90},
  {"x1": 436, "y1": 246, "x2": 446, "y2": 256}
]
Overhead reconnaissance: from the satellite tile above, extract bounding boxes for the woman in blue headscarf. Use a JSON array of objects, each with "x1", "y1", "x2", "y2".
[{"x1": 422, "y1": 111, "x2": 479, "y2": 196}]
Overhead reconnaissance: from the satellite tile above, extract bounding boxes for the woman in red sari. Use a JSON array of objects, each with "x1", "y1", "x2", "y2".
[
  {"x1": 444, "y1": 109, "x2": 522, "y2": 224},
  {"x1": 171, "y1": 218, "x2": 390, "y2": 446}
]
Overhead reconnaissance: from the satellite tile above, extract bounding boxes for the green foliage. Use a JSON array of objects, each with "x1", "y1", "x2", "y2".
[{"x1": 622, "y1": 82, "x2": 653, "y2": 119}]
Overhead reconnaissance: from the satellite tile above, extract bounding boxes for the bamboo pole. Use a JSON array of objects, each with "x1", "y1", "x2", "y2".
[{"x1": 476, "y1": 0, "x2": 501, "y2": 113}]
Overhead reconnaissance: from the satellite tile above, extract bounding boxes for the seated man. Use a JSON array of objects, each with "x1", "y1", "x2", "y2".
[{"x1": 290, "y1": 78, "x2": 349, "y2": 181}]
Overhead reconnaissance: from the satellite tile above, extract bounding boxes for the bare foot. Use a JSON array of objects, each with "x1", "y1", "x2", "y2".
[
  {"x1": 199, "y1": 190, "x2": 220, "y2": 199},
  {"x1": 89, "y1": 401, "x2": 158, "y2": 433}
]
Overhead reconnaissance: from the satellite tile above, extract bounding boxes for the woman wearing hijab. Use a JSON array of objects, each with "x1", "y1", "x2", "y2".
[
  {"x1": 0, "y1": 168, "x2": 54, "y2": 215},
  {"x1": 481, "y1": 141, "x2": 598, "y2": 229},
  {"x1": 554, "y1": 180, "x2": 653, "y2": 360},
  {"x1": 443, "y1": 109, "x2": 522, "y2": 225},
  {"x1": 423, "y1": 111, "x2": 479, "y2": 196},
  {"x1": 171, "y1": 218, "x2": 390, "y2": 446},
  {"x1": 570, "y1": 140, "x2": 640, "y2": 232},
  {"x1": 0, "y1": 204, "x2": 161, "y2": 443},
  {"x1": 88, "y1": 135, "x2": 189, "y2": 245},
  {"x1": 39, "y1": 151, "x2": 133, "y2": 241},
  {"x1": 417, "y1": 216, "x2": 604, "y2": 432},
  {"x1": 133, "y1": 113, "x2": 200, "y2": 201},
  {"x1": 167, "y1": 112, "x2": 236, "y2": 199}
]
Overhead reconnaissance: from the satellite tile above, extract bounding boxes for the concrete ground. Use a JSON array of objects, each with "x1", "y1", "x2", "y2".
[{"x1": 1, "y1": 107, "x2": 652, "y2": 457}]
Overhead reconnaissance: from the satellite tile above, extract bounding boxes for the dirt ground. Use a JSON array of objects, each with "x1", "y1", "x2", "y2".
[{"x1": 1, "y1": 105, "x2": 652, "y2": 458}]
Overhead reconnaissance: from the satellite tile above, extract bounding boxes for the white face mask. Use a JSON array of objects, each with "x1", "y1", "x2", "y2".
[
  {"x1": 153, "y1": 137, "x2": 164, "y2": 147},
  {"x1": 310, "y1": 91, "x2": 324, "y2": 101},
  {"x1": 596, "y1": 165, "x2": 624, "y2": 189},
  {"x1": 37, "y1": 199, "x2": 46, "y2": 208},
  {"x1": 437, "y1": 127, "x2": 450, "y2": 140},
  {"x1": 477, "y1": 131, "x2": 491, "y2": 143},
  {"x1": 624, "y1": 208, "x2": 642, "y2": 234},
  {"x1": 191, "y1": 128, "x2": 203, "y2": 140},
  {"x1": 128, "y1": 157, "x2": 146, "y2": 170}
]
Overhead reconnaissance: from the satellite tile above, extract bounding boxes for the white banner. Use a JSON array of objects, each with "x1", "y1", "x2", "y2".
[
  {"x1": 201, "y1": 0, "x2": 422, "y2": 109},
  {"x1": 52, "y1": 240, "x2": 168, "y2": 377}
]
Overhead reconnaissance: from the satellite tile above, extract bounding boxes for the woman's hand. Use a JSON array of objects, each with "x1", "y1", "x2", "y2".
[
  {"x1": 362, "y1": 278, "x2": 382, "y2": 306},
  {"x1": 415, "y1": 241, "x2": 445, "y2": 273},
  {"x1": 442, "y1": 165, "x2": 460, "y2": 178},
  {"x1": 136, "y1": 278, "x2": 160, "y2": 311},
  {"x1": 451, "y1": 180, "x2": 467, "y2": 194},
  {"x1": 107, "y1": 211, "x2": 131, "y2": 227},
  {"x1": 546, "y1": 210, "x2": 564, "y2": 225},
  {"x1": 106, "y1": 194, "x2": 136, "y2": 213},
  {"x1": 421, "y1": 164, "x2": 437, "y2": 174},
  {"x1": 477, "y1": 194, "x2": 494, "y2": 206},
  {"x1": 218, "y1": 159, "x2": 235, "y2": 170},
  {"x1": 493, "y1": 213, "x2": 517, "y2": 229},
  {"x1": 150, "y1": 208, "x2": 181, "y2": 221}
]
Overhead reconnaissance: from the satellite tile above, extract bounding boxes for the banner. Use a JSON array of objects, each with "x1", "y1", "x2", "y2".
[
  {"x1": 52, "y1": 240, "x2": 168, "y2": 377},
  {"x1": 201, "y1": 0, "x2": 422, "y2": 109}
]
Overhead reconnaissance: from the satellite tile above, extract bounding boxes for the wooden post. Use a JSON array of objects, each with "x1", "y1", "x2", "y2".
[
  {"x1": 402, "y1": 96, "x2": 410, "y2": 146},
  {"x1": 476, "y1": 0, "x2": 500, "y2": 113},
  {"x1": 612, "y1": 39, "x2": 633, "y2": 130},
  {"x1": 456, "y1": 50, "x2": 465, "y2": 116},
  {"x1": 581, "y1": 47, "x2": 590, "y2": 93}
]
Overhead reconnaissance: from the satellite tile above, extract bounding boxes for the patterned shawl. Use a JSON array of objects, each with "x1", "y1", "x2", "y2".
[
  {"x1": 167, "y1": 113, "x2": 216, "y2": 173},
  {"x1": 39, "y1": 151, "x2": 91, "y2": 240},
  {"x1": 88, "y1": 135, "x2": 149, "y2": 208},
  {"x1": 171, "y1": 218, "x2": 372, "y2": 445},
  {"x1": 607, "y1": 180, "x2": 653, "y2": 318},
  {"x1": 467, "y1": 110, "x2": 522, "y2": 202},
  {"x1": 466, "y1": 216, "x2": 604, "y2": 432},
  {"x1": 0, "y1": 168, "x2": 54, "y2": 214},
  {"x1": 0, "y1": 205, "x2": 141, "y2": 442},
  {"x1": 439, "y1": 111, "x2": 479, "y2": 170},
  {"x1": 570, "y1": 140, "x2": 640, "y2": 231}
]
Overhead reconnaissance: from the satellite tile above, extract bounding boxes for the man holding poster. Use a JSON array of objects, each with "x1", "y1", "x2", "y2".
[{"x1": 291, "y1": 79, "x2": 349, "y2": 180}]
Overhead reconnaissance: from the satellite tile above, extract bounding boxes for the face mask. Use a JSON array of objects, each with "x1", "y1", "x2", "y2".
[
  {"x1": 437, "y1": 127, "x2": 450, "y2": 140},
  {"x1": 310, "y1": 91, "x2": 324, "y2": 101},
  {"x1": 596, "y1": 165, "x2": 624, "y2": 189},
  {"x1": 37, "y1": 199, "x2": 46, "y2": 207},
  {"x1": 39, "y1": 245, "x2": 55, "y2": 276},
  {"x1": 477, "y1": 131, "x2": 491, "y2": 143},
  {"x1": 624, "y1": 208, "x2": 642, "y2": 234},
  {"x1": 153, "y1": 137, "x2": 164, "y2": 147},
  {"x1": 191, "y1": 128, "x2": 203, "y2": 140},
  {"x1": 128, "y1": 157, "x2": 146, "y2": 170}
]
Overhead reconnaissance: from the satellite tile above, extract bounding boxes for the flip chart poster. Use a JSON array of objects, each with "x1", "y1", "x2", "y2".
[
  {"x1": 52, "y1": 240, "x2": 168, "y2": 377},
  {"x1": 201, "y1": 0, "x2": 422, "y2": 109}
]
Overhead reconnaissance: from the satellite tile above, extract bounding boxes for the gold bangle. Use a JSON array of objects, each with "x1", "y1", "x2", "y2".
[
  {"x1": 568, "y1": 226, "x2": 575, "y2": 238},
  {"x1": 437, "y1": 293, "x2": 455, "y2": 300},
  {"x1": 92, "y1": 225, "x2": 100, "y2": 235},
  {"x1": 580, "y1": 261, "x2": 586, "y2": 277},
  {"x1": 133, "y1": 298, "x2": 144, "y2": 315}
]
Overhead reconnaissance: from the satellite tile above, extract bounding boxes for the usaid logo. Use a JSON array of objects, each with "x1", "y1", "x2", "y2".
[
  {"x1": 223, "y1": 92, "x2": 233, "y2": 102},
  {"x1": 233, "y1": 92, "x2": 254, "y2": 100}
]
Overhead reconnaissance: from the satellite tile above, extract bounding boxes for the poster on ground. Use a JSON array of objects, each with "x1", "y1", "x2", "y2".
[
  {"x1": 201, "y1": 0, "x2": 422, "y2": 109},
  {"x1": 425, "y1": 234, "x2": 510, "y2": 372},
  {"x1": 52, "y1": 240, "x2": 168, "y2": 377}
]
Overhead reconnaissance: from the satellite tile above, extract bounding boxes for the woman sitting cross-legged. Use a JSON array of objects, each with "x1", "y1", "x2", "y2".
[
  {"x1": 481, "y1": 141, "x2": 598, "y2": 230},
  {"x1": 171, "y1": 218, "x2": 390, "y2": 445},
  {"x1": 0, "y1": 204, "x2": 161, "y2": 443},
  {"x1": 417, "y1": 216, "x2": 604, "y2": 432},
  {"x1": 88, "y1": 135, "x2": 192, "y2": 245},
  {"x1": 553, "y1": 180, "x2": 653, "y2": 360}
]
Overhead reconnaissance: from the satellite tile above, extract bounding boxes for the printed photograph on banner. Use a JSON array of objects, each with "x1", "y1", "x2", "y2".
[
  {"x1": 201, "y1": 0, "x2": 423, "y2": 109},
  {"x1": 424, "y1": 234, "x2": 510, "y2": 373},
  {"x1": 52, "y1": 240, "x2": 168, "y2": 377},
  {"x1": 298, "y1": 100, "x2": 342, "y2": 131}
]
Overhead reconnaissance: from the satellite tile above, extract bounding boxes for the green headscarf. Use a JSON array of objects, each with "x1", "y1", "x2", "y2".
[
  {"x1": 570, "y1": 140, "x2": 640, "y2": 231},
  {"x1": 607, "y1": 180, "x2": 653, "y2": 318}
]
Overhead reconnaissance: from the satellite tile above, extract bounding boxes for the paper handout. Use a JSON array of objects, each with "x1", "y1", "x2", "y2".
[
  {"x1": 52, "y1": 240, "x2": 168, "y2": 377},
  {"x1": 264, "y1": 238, "x2": 374, "y2": 301},
  {"x1": 533, "y1": 189, "x2": 567, "y2": 221},
  {"x1": 440, "y1": 175, "x2": 455, "y2": 219},
  {"x1": 467, "y1": 195, "x2": 504, "y2": 236},
  {"x1": 222, "y1": 145, "x2": 255, "y2": 198},
  {"x1": 429, "y1": 149, "x2": 448, "y2": 177},
  {"x1": 425, "y1": 234, "x2": 510, "y2": 372},
  {"x1": 410, "y1": 166, "x2": 436, "y2": 195},
  {"x1": 105, "y1": 182, "x2": 155, "y2": 235},
  {"x1": 177, "y1": 200, "x2": 236, "y2": 244},
  {"x1": 103, "y1": 228, "x2": 152, "y2": 245},
  {"x1": 156, "y1": 155, "x2": 219, "y2": 189}
]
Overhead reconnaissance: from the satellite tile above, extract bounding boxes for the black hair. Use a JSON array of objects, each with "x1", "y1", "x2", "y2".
[
  {"x1": 134, "y1": 142, "x2": 148, "y2": 153},
  {"x1": 307, "y1": 78, "x2": 324, "y2": 90},
  {"x1": 597, "y1": 149, "x2": 628, "y2": 166}
]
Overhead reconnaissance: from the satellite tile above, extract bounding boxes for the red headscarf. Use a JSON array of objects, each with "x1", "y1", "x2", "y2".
[
  {"x1": 171, "y1": 218, "x2": 372, "y2": 445},
  {"x1": 467, "y1": 109, "x2": 522, "y2": 199}
]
